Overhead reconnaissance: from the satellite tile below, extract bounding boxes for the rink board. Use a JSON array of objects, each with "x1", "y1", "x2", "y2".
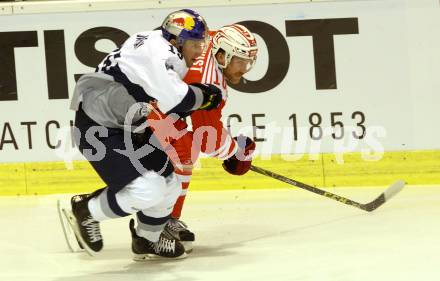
[
  {"x1": 0, "y1": 150, "x2": 439, "y2": 196},
  {"x1": 0, "y1": 0, "x2": 439, "y2": 161},
  {"x1": 1, "y1": 1, "x2": 439, "y2": 196}
]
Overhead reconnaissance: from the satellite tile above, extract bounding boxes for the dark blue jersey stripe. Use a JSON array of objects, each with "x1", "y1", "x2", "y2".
[{"x1": 98, "y1": 64, "x2": 155, "y2": 104}]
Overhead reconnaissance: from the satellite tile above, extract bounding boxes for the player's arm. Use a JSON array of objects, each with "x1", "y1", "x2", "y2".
[
  {"x1": 191, "y1": 104, "x2": 236, "y2": 159},
  {"x1": 191, "y1": 106, "x2": 256, "y2": 175},
  {"x1": 116, "y1": 38, "x2": 221, "y2": 114},
  {"x1": 167, "y1": 82, "x2": 223, "y2": 115}
]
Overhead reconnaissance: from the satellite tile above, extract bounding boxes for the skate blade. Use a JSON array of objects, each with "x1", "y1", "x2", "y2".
[
  {"x1": 57, "y1": 199, "x2": 82, "y2": 253},
  {"x1": 181, "y1": 241, "x2": 193, "y2": 253},
  {"x1": 133, "y1": 252, "x2": 188, "y2": 261},
  {"x1": 61, "y1": 208, "x2": 97, "y2": 257}
]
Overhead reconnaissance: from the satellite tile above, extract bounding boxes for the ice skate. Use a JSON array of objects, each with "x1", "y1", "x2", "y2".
[
  {"x1": 68, "y1": 194, "x2": 103, "y2": 256},
  {"x1": 57, "y1": 198, "x2": 84, "y2": 252},
  {"x1": 164, "y1": 218, "x2": 195, "y2": 253},
  {"x1": 129, "y1": 219, "x2": 187, "y2": 260}
]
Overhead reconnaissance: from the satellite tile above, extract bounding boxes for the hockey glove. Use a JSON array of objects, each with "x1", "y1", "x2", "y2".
[
  {"x1": 222, "y1": 135, "x2": 256, "y2": 176},
  {"x1": 190, "y1": 83, "x2": 222, "y2": 111}
]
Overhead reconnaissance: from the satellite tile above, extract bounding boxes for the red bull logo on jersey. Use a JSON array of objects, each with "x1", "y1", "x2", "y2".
[{"x1": 171, "y1": 16, "x2": 195, "y2": 31}]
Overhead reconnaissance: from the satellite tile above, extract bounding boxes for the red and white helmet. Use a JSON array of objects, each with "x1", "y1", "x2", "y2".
[{"x1": 212, "y1": 24, "x2": 258, "y2": 71}]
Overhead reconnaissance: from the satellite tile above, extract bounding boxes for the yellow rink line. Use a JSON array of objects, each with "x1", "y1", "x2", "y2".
[{"x1": 0, "y1": 150, "x2": 439, "y2": 196}]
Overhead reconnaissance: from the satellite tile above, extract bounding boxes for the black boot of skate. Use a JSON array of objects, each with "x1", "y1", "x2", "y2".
[
  {"x1": 70, "y1": 194, "x2": 103, "y2": 254},
  {"x1": 129, "y1": 219, "x2": 187, "y2": 260},
  {"x1": 164, "y1": 218, "x2": 195, "y2": 253},
  {"x1": 72, "y1": 195, "x2": 88, "y2": 250},
  {"x1": 71, "y1": 190, "x2": 105, "y2": 250}
]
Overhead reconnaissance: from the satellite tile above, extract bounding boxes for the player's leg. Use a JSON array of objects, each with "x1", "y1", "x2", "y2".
[
  {"x1": 167, "y1": 166, "x2": 195, "y2": 251},
  {"x1": 129, "y1": 173, "x2": 187, "y2": 260},
  {"x1": 146, "y1": 110, "x2": 199, "y2": 251},
  {"x1": 69, "y1": 106, "x2": 177, "y2": 255},
  {"x1": 164, "y1": 131, "x2": 200, "y2": 251},
  {"x1": 61, "y1": 119, "x2": 157, "y2": 251}
]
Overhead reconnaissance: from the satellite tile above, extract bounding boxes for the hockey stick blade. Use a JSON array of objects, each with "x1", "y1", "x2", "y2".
[
  {"x1": 250, "y1": 165, "x2": 405, "y2": 212},
  {"x1": 361, "y1": 180, "x2": 405, "y2": 212}
]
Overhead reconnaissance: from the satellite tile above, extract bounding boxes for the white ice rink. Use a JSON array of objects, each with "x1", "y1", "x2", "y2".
[{"x1": 0, "y1": 186, "x2": 439, "y2": 281}]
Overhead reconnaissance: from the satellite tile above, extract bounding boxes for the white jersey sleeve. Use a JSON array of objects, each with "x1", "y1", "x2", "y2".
[{"x1": 96, "y1": 30, "x2": 189, "y2": 113}]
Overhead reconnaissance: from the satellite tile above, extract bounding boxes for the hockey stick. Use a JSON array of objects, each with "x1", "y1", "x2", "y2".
[{"x1": 250, "y1": 165, "x2": 405, "y2": 212}]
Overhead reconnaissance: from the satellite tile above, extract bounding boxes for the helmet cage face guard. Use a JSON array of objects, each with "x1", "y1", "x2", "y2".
[
  {"x1": 212, "y1": 24, "x2": 258, "y2": 71},
  {"x1": 223, "y1": 43, "x2": 258, "y2": 72}
]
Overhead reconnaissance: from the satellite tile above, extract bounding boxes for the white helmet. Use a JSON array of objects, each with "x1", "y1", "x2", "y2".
[{"x1": 212, "y1": 24, "x2": 258, "y2": 70}]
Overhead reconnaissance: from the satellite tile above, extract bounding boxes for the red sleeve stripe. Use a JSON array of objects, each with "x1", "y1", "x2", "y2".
[
  {"x1": 219, "y1": 138, "x2": 238, "y2": 160},
  {"x1": 202, "y1": 52, "x2": 213, "y2": 83},
  {"x1": 206, "y1": 135, "x2": 238, "y2": 160},
  {"x1": 204, "y1": 134, "x2": 231, "y2": 158}
]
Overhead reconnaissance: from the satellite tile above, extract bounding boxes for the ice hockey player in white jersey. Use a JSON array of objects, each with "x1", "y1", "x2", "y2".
[{"x1": 64, "y1": 9, "x2": 223, "y2": 260}]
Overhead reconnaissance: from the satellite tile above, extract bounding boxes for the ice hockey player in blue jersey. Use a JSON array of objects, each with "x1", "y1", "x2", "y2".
[{"x1": 65, "y1": 9, "x2": 222, "y2": 260}]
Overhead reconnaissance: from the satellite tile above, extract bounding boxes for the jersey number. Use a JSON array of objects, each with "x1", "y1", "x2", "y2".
[{"x1": 168, "y1": 45, "x2": 184, "y2": 60}]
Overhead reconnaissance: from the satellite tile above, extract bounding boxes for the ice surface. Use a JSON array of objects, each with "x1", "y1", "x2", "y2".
[{"x1": 0, "y1": 186, "x2": 439, "y2": 281}]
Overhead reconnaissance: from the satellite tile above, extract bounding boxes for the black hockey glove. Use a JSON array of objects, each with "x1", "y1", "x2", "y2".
[{"x1": 190, "y1": 83, "x2": 222, "y2": 111}]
